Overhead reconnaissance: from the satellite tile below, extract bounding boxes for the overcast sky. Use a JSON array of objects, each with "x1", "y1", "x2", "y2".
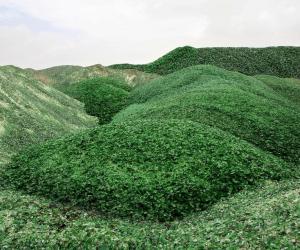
[{"x1": 0, "y1": 0, "x2": 299, "y2": 69}]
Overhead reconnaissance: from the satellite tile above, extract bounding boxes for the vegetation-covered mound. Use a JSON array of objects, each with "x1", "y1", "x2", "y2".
[
  {"x1": 5, "y1": 119, "x2": 294, "y2": 221},
  {"x1": 0, "y1": 66, "x2": 97, "y2": 166},
  {"x1": 110, "y1": 46, "x2": 300, "y2": 78},
  {"x1": 114, "y1": 65, "x2": 300, "y2": 165},
  {"x1": 59, "y1": 77, "x2": 131, "y2": 124}
]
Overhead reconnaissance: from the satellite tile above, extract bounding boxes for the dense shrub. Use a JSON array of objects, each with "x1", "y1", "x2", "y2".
[
  {"x1": 4, "y1": 119, "x2": 294, "y2": 221},
  {"x1": 110, "y1": 46, "x2": 300, "y2": 78},
  {"x1": 115, "y1": 65, "x2": 300, "y2": 165},
  {"x1": 62, "y1": 77, "x2": 131, "y2": 124}
]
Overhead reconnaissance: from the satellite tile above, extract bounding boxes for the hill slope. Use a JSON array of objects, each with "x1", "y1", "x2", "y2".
[
  {"x1": 0, "y1": 66, "x2": 97, "y2": 165},
  {"x1": 110, "y1": 46, "x2": 300, "y2": 78},
  {"x1": 114, "y1": 65, "x2": 300, "y2": 165},
  {"x1": 255, "y1": 75, "x2": 300, "y2": 105},
  {"x1": 28, "y1": 64, "x2": 158, "y2": 87},
  {"x1": 4, "y1": 119, "x2": 293, "y2": 221}
]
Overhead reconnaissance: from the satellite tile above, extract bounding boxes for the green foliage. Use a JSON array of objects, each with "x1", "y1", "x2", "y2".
[
  {"x1": 0, "y1": 66, "x2": 97, "y2": 166},
  {"x1": 4, "y1": 119, "x2": 295, "y2": 221},
  {"x1": 115, "y1": 65, "x2": 300, "y2": 165},
  {"x1": 110, "y1": 46, "x2": 300, "y2": 78},
  {"x1": 1, "y1": 179, "x2": 299, "y2": 249},
  {"x1": 2, "y1": 49, "x2": 300, "y2": 248},
  {"x1": 255, "y1": 75, "x2": 300, "y2": 105},
  {"x1": 61, "y1": 77, "x2": 131, "y2": 124}
]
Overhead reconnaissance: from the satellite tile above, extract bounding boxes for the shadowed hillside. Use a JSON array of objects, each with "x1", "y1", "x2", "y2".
[
  {"x1": 60, "y1": 77, "x2": 131, "y2": 124},
  {"x1": 110, "y1": 46, "x2": 300, "y2": 78}
]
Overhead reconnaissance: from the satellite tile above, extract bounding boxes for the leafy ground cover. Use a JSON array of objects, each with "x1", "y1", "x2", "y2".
[
  {"x1": 110, "y1": 46, "x2": 300, "y2": 78},
  {"x1": 255, "y1": 75, "x2": 300, "y2": 105},
  {"x1": 0, "y1": 66, "x2": 97, "y2": 166},
  {"x1": 58, "y1": 77, "x2": 131, "y2": 124},
  {"x1": 0, "y1": 179, "x2": 299, "y2": 249},
  {"x1": 114, "y1": 65, "x2": 300, "y2": 165},
  {"x1": 3, "y1": 119, "x2": 295, "y2": 221},
  {"x1": 1, "y1": 48, "x2": 299, "y2": 248}
]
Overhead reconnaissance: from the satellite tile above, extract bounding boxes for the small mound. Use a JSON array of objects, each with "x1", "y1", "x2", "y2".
[
  {"x1": 61, "y1": 77, "x2": 131, "y2": 124},
  {"x1": 115, "y1": 65, "x2": 300, "y2": 165},
  {"x1": 5, "y1": 120, "x2": 293, "y2": 221}
]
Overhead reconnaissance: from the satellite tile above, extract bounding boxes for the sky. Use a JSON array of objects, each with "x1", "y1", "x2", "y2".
[{"x1": 0, "y1": 0, "x2": 299, "y2": 69}]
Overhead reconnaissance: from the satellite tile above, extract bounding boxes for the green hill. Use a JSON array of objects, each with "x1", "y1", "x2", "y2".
[
  {"x1": 110, "y1": 46, "x2": 300, "y2": 78},
  {"x1": 3, "y1": 119, "x2": 293, "y2": 221},
  {"x1": 60, "y1": 77, "x2": 131, "y2": 124},
  {"x1": 0, "y1": 66, "x2": 97, "y2": 166},
  {"x1": 114, "y1": 65, "x2": 300, "y2": 165},
  {"x1": 4, "y1": 65, "x2": 299, "y2": 222},
  {"x1": 1, "y1": 49, "x2": 300, "y2": 248},
  {"x1": 28, "y1": 64, "x2": 158, "y2": 87}
]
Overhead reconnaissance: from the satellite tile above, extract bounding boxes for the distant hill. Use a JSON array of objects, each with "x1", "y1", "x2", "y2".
[
  {"x1": 0, "y1": 66, "x2": 97, "y2": 166},
  {"x1": 110, "y1": 46, "x2": 300, "y2": 78},
  {"x1": 28, "y1": 64, "x2": 158, "y2": 87}
]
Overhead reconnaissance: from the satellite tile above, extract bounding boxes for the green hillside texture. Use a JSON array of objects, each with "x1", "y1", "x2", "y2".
[
  {"x1": 4, "y1": 119, "x2": 294, "y2": 221},
  {"x1": 59, "y1": 77, "x2": 131, "y2": 124},
  {"x1": 115, "y1": 65, "x2": 300, "y2": 165},
  {"x1": 110, "y1": 46, "x2": 300, "y2": 78},
  {"x1": 255, "y1": 75, "x2": 300, "y2": 105},
  {"x1": 1, "y1": 46, "x2": 300, "y2": 248},
  {"x1": 0, "y1": 66, "x2": 97, "y2": 166},
  {"x1": 1, "y1": 179, "x2": 299, "y2": 249}
]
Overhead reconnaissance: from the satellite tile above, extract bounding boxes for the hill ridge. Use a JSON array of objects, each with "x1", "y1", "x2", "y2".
[{"x1": 110, "y1": 46, "x2": 300, "y2": 78}]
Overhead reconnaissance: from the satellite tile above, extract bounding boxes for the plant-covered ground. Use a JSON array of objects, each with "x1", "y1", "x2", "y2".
[
  {"x1": 1, "y1": 49, "x2": 300, "y2": 248},
  {"x1": 0, "y1": 179, "x2": 299, "y2": 249},
  {"x1": 255, "y1": 75, "x2": 300, "y2": 105},
  {"x1": 110, "y1": 46, "x2": 300, "y2": 78},
  {"x1": 58, "y1": 77, "x2": 131, "y2": 124},
  {"x1": 0, "y1": 66, "x2": 97, "y2": 166},
  {"x1": 115, "y1": 65, "x2": 300, "y2": 165},
  {"x1": 4, "y1": 119, "x2": 295, "y2": 221}
]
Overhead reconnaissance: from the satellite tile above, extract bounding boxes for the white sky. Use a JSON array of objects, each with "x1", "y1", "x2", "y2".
[{"x1": 0, "y1": 0, "x2": 299, "y2": 69}]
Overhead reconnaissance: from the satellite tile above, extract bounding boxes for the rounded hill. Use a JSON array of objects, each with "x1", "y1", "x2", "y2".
[
  {"x1": 114, "y1": 65, "x2": 300, "y2": 165},
  {"x1": 61, "y1": 77, "x2": 131, "y2": 124},
  {"x1": 5, "y1": 119, "x2": 294, "y2": 221}
]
